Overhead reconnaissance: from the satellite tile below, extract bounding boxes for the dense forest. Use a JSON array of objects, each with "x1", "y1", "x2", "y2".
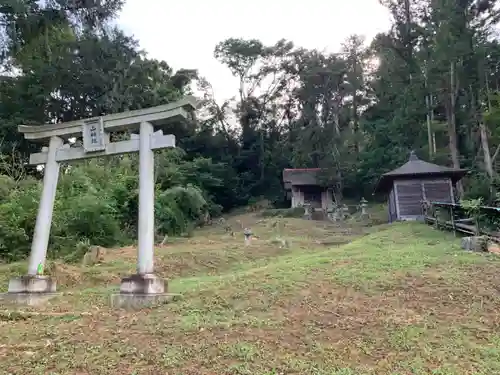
[{"x1": 0, "y1": 0, "x2": 499, "y2": 261}]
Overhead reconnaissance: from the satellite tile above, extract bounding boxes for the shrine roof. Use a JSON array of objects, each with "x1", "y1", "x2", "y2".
[
  {"x1": 283, "y1": 168, "x2": 322, "y2": 188},
  {"x1": 374, "y1": 151, "x2": 468, "y2": 193}
]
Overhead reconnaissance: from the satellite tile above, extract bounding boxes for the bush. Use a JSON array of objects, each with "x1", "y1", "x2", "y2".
[
  {"x1": 0, "y1": 178, "x2": 41, "y2": 261},
  {"x1": 0, "y1": 153, "x2": 218, "y2": 261},
  {"x1": 0, "y1": 175, "x2": 16, "y2": 203},
  {"x1": 155, "y1": 185, "x2": 207, "y2": 236},
  {"x1": 463, "y1": 171, "x2": 495, "y2": 202},
  {"x1": 56, "y1": 194, "x2": 122, "y2": 248}
]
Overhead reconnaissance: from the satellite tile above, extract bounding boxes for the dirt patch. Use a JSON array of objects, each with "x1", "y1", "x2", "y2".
[
  {"x1": 102, "y1": 245, "x2": 138, "y2": 262},
  {"x1": 48, "y1": 262, "x2": 84, "y2": 288}
]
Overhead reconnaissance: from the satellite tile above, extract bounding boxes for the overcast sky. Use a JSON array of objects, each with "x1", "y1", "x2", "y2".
[{"x1": 118, "y1": 0, "x2": 392, "y2": 103}]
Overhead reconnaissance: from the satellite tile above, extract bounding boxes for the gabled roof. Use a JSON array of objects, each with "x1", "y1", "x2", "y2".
[
  {"x1": 383, "y1": 151, "x2": 463, "y2": 176},
  {"x1": 374, "y1": 151, "x2": 468, "y2": 193},
  {"x1": 283, "y1": 168, "x2": 321, "y2": 190}
]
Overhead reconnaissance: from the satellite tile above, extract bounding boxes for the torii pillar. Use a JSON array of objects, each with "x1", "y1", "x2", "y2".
[{"x1": 5, "y1": 97, "x2": 197, "y2": 308}]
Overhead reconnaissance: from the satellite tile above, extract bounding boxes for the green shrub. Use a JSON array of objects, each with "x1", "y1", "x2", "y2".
[
  {"x1": 0, "y1": 175, "x2": 16, "y2": 203},
  {"x1": 155, "y1": 185, "x2": 207, "y2": 236},
  {"x1": 0, "y1": 152, "x2": 231, "y2": 262},
  {"x1": 55, "y1": 194, "x2": 122, "y2": 248},
  {"x1": 0, "y1": 181, "x2": 41, "y2": 260}
]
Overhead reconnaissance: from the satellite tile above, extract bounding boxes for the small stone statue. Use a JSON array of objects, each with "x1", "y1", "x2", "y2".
[
  {"x1": 303, "y1": 204, "x2": 312, "y2": 220},
  {"x1": 244, "y1": 228, "x2": 252, "y2": 246},
  {"x1": 341, "y1": 204, "x2": 350, "y2": 220},
  {"x1": 160, "y1": 234, "x2": 169, "y2": 246},
  {"x1": 224, "y1": 224, "x2": 234, "y2": 236},
  {"x1": 326, "y1": 204, "x2": 336, "y2": 221}
]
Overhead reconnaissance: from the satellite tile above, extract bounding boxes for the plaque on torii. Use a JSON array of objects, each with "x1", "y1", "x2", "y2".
[{"x1": 6, "y1": 97, "x2": 197, "y2": 308}]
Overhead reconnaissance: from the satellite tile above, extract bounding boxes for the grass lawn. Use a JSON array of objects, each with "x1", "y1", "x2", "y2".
[{"x1": 0, "y1": 213, "x2": 499, "y2": 375}]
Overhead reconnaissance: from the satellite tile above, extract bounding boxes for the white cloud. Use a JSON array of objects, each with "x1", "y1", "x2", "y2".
[{"x1": 118, "y1": 0, "x2": 391, "y2": 103}]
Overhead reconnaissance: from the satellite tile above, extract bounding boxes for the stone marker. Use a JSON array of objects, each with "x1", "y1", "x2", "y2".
[
  {"x1": 341, "y1": 204, "x2": 350, "y2": 220},
  {"x1": 82, "y1": 246, "x2": 106, "y2": 266},
  {"x1": 461, "y1": 236, "x2": 487, "y2": 252},
  {"x1": 359, "y1": 197, "x2": 368, "y2": 217},
  {"x1": 244, "y1": 228, "x2": 252, "y2": 246},
  {"x1": 326, "y1": 204, "x2": 335, "y2": 221},
  {"x1": 303, "y1": 204, "x2": 312, "y2": 220},
  {"x1": 4, "y1": 97, "x2": 197, "y2": 308}
]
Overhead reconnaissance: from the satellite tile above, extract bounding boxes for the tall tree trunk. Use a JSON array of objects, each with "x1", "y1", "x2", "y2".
[
  {"x1": 352, "y1": 102, "x2": 359, "y2": 154},
  {"x1": 331, "y1": 98, "x2": 343, "y2": 202},
  {"x1": 430, "y1": 94, "x2": 437, "y2": 154},
  {"x1": 479, "y1": 122, "x2": 494, "y2": 179},
  {"x1": 478, "y1": 70, "x2": 495, "y2": 202},
  {"x1": 447, "y1": 61, "x2": 463, "y2": 196},
  {"x1": 425, "y1": 93, "x2": 433, "y2": 158},
  {"x1": 404, "y1": 0, "x2": 412, "y2": 82},
  {"x1": 332, "y1": 101, "x2": 341, "y2": 136},
  {"x1": 479, "y1": 73, "x2": 494, "y2": 180},
  {"x1": 424, "y1": 65, "x2": 435, "y2": 158},
  {"x1": 352, "y1": 57, "x2": 359, "y2": 154},
  {"x1": 260, "y1": 130, "x2": 265, "y2": 181}
]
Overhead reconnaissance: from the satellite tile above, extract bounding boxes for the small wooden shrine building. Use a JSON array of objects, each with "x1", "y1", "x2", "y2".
[
  {"x1": 283, "y1": 168, "x2": 334, "y2": 210},
  {"x1": 374, "y1": 151, "x2": 467, "y2": 222}
]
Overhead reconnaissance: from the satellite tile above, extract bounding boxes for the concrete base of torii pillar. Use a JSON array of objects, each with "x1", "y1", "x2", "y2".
[
  {"x1": 110, "y1": 274, "x2": 180, "y2": 309},
  {"x1": 2, "y1": 275, "x2": 59, "y2": 306},
  {"x1": 111, "y1": 122, "x2": 180, "y2": 309}
]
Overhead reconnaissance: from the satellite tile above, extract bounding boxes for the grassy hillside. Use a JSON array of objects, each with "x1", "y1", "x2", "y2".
[{"x1": 1, "y1": 214, "x2": 499, "y2": 375}]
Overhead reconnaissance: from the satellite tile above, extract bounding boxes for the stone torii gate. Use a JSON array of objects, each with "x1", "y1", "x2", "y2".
[{"x1": 6, "y1": 97, "x2": 197, "y2": 307}]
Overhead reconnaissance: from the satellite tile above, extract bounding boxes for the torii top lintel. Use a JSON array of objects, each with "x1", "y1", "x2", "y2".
[{"x1": 18, "y1": 96, "x2": 198, "y2": 142}]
